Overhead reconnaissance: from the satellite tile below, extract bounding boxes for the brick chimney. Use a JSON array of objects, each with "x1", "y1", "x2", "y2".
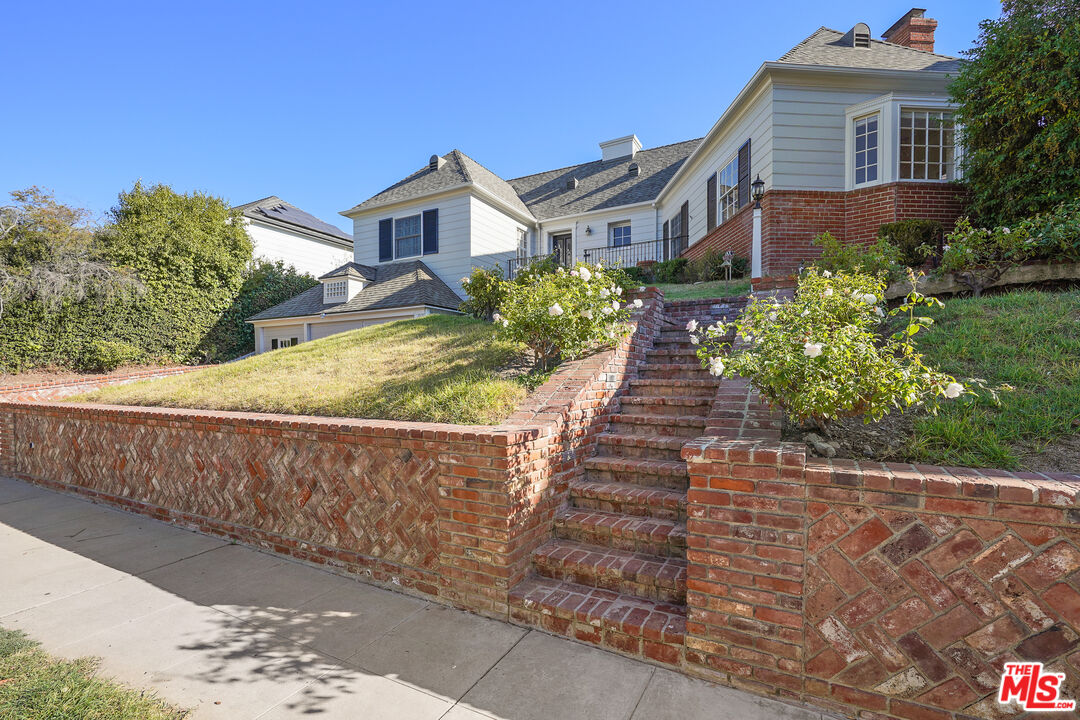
[{"x1": 882, "y1": 8, "x2": 938, "y2": 53}]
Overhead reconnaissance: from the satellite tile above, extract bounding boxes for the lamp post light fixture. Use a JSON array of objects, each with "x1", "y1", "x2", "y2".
[{"x1": 751, "y1": 175, "x2": 765, "y2": 208}]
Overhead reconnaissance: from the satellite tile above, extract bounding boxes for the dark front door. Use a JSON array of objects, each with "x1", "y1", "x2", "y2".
[{"x1": 551, "y1": 233, "x2": 572, "y2": 266}]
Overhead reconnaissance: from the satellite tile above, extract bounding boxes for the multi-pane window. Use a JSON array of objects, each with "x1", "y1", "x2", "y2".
[
  {"x1": 516, "y1": 228, "x2": 528, "y2": 259},
  {"x1": 394, "y1": 214, "x2": 422, "y2": 258},
  {"x1": 854, "y1": 114, "x2": 879, "y2": 185},
  {"x1": 324, "y1": 280, "x2": 347, "y2": 301},
  {"x1": 717, "y1": 155, "x2": 739, "y2": 224},
  {"x1": 900, "y1": 110, "x2": 955, "y2": 181},
  {"x1": 610, "y1": 223, "x2": 631, "y2": 247}
]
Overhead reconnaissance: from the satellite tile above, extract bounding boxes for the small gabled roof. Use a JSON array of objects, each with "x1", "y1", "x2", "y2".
[
  {"x1": 318, "y1": 261, "x2": 376, "y2": 281},
  {"x1": 247, "y1": 260, "x2": 462, "y2": 322},
  {"x1": 508, "y1": 138, "x2": 702, "y2": 221},
  {"x1": 236, "y1": 196, "x2": 353, "y2": 244},
  {"x1": 342, "y1": 150, "x2": 534, "y2": 219},
  {"x1": 778, "y1": 26, "x2": 962, "y2": 72}
]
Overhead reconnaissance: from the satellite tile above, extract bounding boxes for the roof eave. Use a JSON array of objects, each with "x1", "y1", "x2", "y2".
[
  {"x1": 245, "y1": 214, "x2": 353, "y2": 248},
  {"x1": 340, "y1": 182, "x2": 535, "y2": 225}
]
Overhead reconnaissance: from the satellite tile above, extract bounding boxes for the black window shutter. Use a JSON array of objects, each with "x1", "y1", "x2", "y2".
[
  {"x1": 737, "y1": 139, "x2": 751, "y2": 208},
  {"x1": 378, "y1": 218, "x2": 393, "y2": 261},
  {"x1": 706, "y1": 174, "x2": 717, "y2": 231},
  {"x1": 679, "y1": 202, "x2": 689, "y2": 242},
  {"x1": 422, "y1": 209, "x2": 439, "y2": 255}
]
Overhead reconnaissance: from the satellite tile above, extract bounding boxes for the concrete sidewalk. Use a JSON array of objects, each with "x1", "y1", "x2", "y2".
[{"x1": 0, "y1": 477, "x2": 830, "y2": 720}]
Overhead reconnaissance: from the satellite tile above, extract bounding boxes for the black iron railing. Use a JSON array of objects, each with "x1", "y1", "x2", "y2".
[
  {"x1": 582, "y1": 236, "x2": 688, "y2": 268},
  {"x1": 506, "y1": 254, "x2": 556, "y2": 280}
]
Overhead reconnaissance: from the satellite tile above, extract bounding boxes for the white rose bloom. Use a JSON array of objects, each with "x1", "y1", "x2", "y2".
[
  {"x1": 874, "y1": 306, "x2": 885, "y2": 317},
  {"x1": 548, "y1": 303, "x2": 564, "y2": 316},
  {"x1": 461, "y1": 277, "x2": 470, "y2": 284},
  {"x1": 822, "y1": 270, "x2": 832, "y2": 278},
  {"x1": 570, "y1": 269, "x2": 579, "y2": 277},
  {"x1": 579, "y1": 267, "x2": 592, "y2": 281},
  {"x1": 862, "y1": 293, "x2": 877, "y2": 304},
  {"x1": 686, "y1": 320, "x2": 698, "y2": 332},
  {"x1": 633, "y1": 298, "x2": 643, "y2": 308},
  {"x1": 612, "y1": 300, "x2": 620, "y2": 311},
  {"x1": 601, "y1": 306, "x2": 613, "y2": 315},
  {"x1": 557, "y1": 267, "x2": 565, "y2": 274},
  {"x1": 944, "y1": 382, "x2": 964, "y2": 398},
  {"x1": 492, "y1": 313, "x2": 501, "y2": 321},
  {"x1": 823, "y1": 288, "x2": 833, "y2": 297},
  {"x1": 1002, "y1": 227, "x2": 1011, "y2": 234},
  {"x1": 600, "y1": 288, "x2": 610, "y2": 298},
  {"x1": 690, "y1": 336, "x2": 699, "y2": 345},
  {"x1": 943, "y1": 244, "x2": 950, "y2": 252},
  {"x1": 803, "y1": 342, "x2": 824, "y2": 358},
  {"x1": 801, "y1": 309, "x2": 810, "y2": 317},
  {"x1": 580, "y1": 309, "x2": 593, "y2": 319},
  {"x1": 502, "y1": 319, "x2": 510, "y2": 327},
  {"x1": 615, "y1": 286, "x2": 623, "y2": 296},
  {"x1": 708, "y1": 356, "x2": 725, "y2": 377}
]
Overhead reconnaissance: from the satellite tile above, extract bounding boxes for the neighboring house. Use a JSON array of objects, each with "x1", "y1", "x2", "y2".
[
  {"x1": 249, "y1": 8, "x2": 967, "y2": 349},
  {"x1": 235, "y1": 196, "x2": 353, "y2": 277}
]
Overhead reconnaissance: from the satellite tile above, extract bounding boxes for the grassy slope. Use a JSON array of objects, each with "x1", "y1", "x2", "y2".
[
  {"x1": 0, "y1": 628, "x2": 186, "y2": 720},
  {"x1": 656, "y1": 279, "x2": 751, "y2": 300},
  {"x1": 77, "y1": 315, "x2": 530, "y2": 425},
  {"x1": 910, "y1": 289, "x2": 1080, "y2": 469}
]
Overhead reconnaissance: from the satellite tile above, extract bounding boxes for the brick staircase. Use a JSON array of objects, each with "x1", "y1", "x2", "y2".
[{"x1": 509, "y1": 295, "x2": 748, "y2": 666}]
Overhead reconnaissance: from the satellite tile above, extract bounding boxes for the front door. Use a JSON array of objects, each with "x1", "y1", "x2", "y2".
[{"x1": 550, "y1": 233, "x2": 572, "y2": 266}]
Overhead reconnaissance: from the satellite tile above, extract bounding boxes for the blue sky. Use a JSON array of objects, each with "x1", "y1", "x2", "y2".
[{"x1": 2, "y1": 0, "x2": 1001, "y2": 234}]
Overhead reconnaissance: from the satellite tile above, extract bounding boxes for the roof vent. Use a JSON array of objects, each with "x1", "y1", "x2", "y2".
[
  {"x1": 628, "y1": 163, "x2": 640, "y2": 177},
  {"x1": 849, "y1": 22, "x2": 871, "y2": 47},
  {"x1": 429, "y1": 154, "x2": 446, "y2": 171},
  {"x1": 565, "y1": 177, "x2": 579, "y2": 190}
]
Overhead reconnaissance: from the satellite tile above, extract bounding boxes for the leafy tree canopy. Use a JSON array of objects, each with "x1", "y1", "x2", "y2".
[{"x1": 950, "y1": 0, "x2": 1080, "y2": 223}]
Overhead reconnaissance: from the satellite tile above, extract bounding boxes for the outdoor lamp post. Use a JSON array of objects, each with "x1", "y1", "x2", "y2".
[{"x1": 751, "y1": 175, "x2": 765, "y2": 280}]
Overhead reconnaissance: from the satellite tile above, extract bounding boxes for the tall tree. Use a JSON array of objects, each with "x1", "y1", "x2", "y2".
[{"x1": 950, "y1": 0, "x2": 1080, "y2": 223}]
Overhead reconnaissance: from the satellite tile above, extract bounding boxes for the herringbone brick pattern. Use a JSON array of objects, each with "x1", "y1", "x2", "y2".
[
  {"x1": 805, "y1": 496, "x2": 1080, "y2": 718},
  {"x1": 12, "y1": 412, "x2": 442, "y2": 571}
]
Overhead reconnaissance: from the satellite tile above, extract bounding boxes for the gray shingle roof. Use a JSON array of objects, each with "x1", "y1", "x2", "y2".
[
  {"x1": 508, "y1": 139, "x2": 702, "y2": 221},
  {"x1": 343, "y1": 150, "x2": 534, "y2": 219},
  {"x1": 236, "y1": 196, "x2": 353, "y2": 243},
  {"x1": 247, "y1": 260, "x2": 462, "y2": 322},
  {"x1": 778, "y1": 27, "x2": 962, "y2": 72},
  {"x1": 318, "y1": 261, "x2": 376, "y2": 281}
]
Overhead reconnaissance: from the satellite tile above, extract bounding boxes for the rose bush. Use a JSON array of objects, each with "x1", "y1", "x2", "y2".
[
  {"x1": 496, "y1": 262, "x2": 642, "y2": 370},
  {"x1": 459, "y1": 266, "x2": 507, "y2": 320},
  {"x1": 939, "y1": 218, "x2": 1035, "y2": 296},
  {"x1": 690, "y1": 268, "x2": 966, "y2": 428}
]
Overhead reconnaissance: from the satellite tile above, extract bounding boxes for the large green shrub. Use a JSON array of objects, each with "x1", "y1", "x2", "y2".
[
  {"x1": 77, "y1": 340, "x2": 144, "y2": 373},
  {"x1": 690, "y1": 268, "x2": 964, "y2": 428},
  {"x1": 811, "y1": 231, "x2": 901, "y2": 281},
  {"x1": 460, "y1": 266, "x2": 508, "y2": 320},
  {"x1": 653, "y1": 258, "x2": 688, "y2": 284},
  {"x1": 496, "y1": 262, "x2": 640, "y2": 370},
  {"x1": 878, "y1": 219, "x2": 943, "y2": 267},
  {"x1": 949, "y1": 1, "x2": 1080, "y2": 223},
  {"x1": 198, "y1": 259, "x2": 319, "y2": 362}
]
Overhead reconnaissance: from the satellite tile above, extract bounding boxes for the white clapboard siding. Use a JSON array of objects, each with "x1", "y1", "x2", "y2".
[
  {"x1": 352, "y1": 191, "x2": 471, "y2": 297},
  {"x1": 246, "y1": 221, "x2": 352, "y2": 278},
  {"x1": 657, "y1": 83, "x2": 773, "y2": 250},
  {"x1": 262, "y1": 324, "x2": 305, "y2": 351},
  {"x1": 469, "y1": 195, "x2": 529, "y2": 280}
]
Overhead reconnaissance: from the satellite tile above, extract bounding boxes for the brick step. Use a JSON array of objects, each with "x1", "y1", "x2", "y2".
[
  {"x1": 608, "y1": 413, "x2": 706, "y2": 438},
  {"x1": 638, "y1": 363, "x2": 714, "y2": 380},
  {"x1": 582, "y1": 455, "x2": 689, "y2": 491},
  {"x1": 570, "y1": 477, "x2": 686, "y2": 521},
  {"x1": 627, "y1": 378, "x2": 719, "y2": 397},
  {"x1": 646, "y1": 347, "x2": 700, "y2": 363},
  {"x1": 508, "y1": 575, "x2": 686, "y2": 666},
  {"x1": 532, "y1": 539, "x2": 687, "y2": 604},
  {"x1": 555, "y1": 507, "x2": 687, "y2": 557},
  {"x1": 595, "y1": 433, "x2": 686, "y2": 461},
  {"x1": 618, "y1": 395, "x2": 712, "y2": 418}
]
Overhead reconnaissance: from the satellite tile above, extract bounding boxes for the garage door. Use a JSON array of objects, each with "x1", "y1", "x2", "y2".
[{"x1": 310, "y1": 319, "x2": 377, "y2": 341}]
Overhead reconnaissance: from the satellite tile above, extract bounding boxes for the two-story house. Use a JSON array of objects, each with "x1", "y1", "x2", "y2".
[
  {"x1": 249, "y1": 8, "x2": 966, "y2": 351},
  {"x1": 235, "y1": 196, "x2": 353, "y2": 277}
]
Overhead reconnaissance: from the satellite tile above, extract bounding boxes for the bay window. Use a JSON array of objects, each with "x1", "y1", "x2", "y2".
[
  {"x1": 899, "y1": 109, "x2": 955, "y2": 181},
  {"x1": 853, "y1": 114, "x2": 879, "y2": 185}
]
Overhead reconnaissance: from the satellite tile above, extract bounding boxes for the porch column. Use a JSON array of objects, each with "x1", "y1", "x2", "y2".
[{"x1": 751, "y1": 206, "x2": 763, "y2": 279}]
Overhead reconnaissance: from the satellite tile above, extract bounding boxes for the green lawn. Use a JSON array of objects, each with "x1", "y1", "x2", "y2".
[
  {"x1": 0, "y1": 627, "x2": 186, "y2": 720},
  {"x1": 75, "y1": 315, "x2": 533, "y2": 424},
  {"x1": 655, "y1": 279, "x2": 751, "y2": 300},
  {"x1": 909, "y1": 289, "x2": 1080, "y2": 469}
]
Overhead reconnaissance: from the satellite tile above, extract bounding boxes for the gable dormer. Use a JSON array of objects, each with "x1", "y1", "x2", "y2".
[{"x1": 318, "y1": 262, "x2": 375, "y2": 304}]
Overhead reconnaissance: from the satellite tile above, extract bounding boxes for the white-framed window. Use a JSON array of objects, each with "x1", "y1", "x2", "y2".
[
  {"x1": 717, "y1": 155, "x2": 739, "y2": 224},
  {"x1": 900, "y1": 109, "x2": 956, "y2": 181},
  {"x1": 610, "y1": 222, "x2": 631, "y2": 247},
  {"x1": 270, "y1": 337, "x2": 299, "y2": 350},
  {"x1": 394, "y1": 214, "x2": 422, "y2": 259},
  {"x1": 324, "y1": 280, "x2": 347, "y2": 301},
  {"x1": 853, "y1": 113, "x2": 879, "y2": 185},
  {"x1": 516, "y1": 228, "x2": 528, "y2": 259}
]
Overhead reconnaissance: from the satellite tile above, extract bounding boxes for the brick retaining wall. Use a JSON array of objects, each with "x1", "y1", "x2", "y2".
[
  {"x1": 0, "y1": 290, "x2": 665, "y2": 619},
  {"x1": 682, "y1": 435, "x2": 1080, "y2": 719}
]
